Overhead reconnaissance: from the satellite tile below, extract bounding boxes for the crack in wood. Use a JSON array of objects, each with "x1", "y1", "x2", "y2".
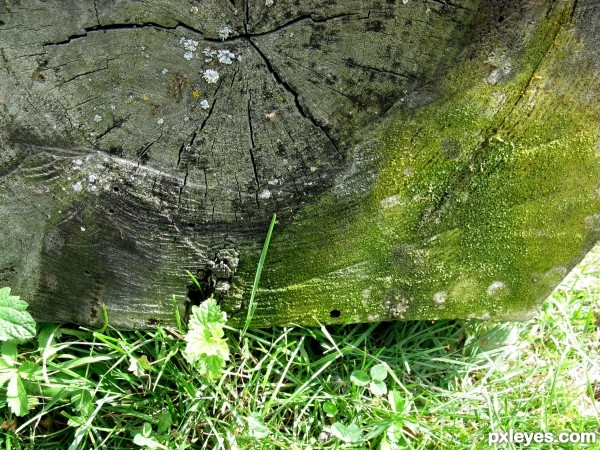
[
  {"x1": 95, "y1": 116, "x2": 127, "y2": 142},
  {"x1": 42, "y1": 20, "x2": 204, "y2": 47},
  {"x1": 247, "y1": 37, "x2": 345, "y2": 162},
  {"x1": 137, "y1": 134, "x2": 161, "y2": 164},
  {"x1": 55, "y1": 62, "x2": 108, "y2": 87},
  {"x1": 92, "y1": 0, "x2": 100, "y2": 27},
  {"x1": 247, "y1": 93, "x2": 261, "y2": 208},
  {"x1": 177, "y1": 167, "x2": 189, "y2": 206}
]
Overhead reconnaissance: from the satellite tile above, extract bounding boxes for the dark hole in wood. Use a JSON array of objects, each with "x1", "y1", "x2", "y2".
[
  {"x1": 108, "y1": 208, "x2": 114, "y2": 214},
  {"x1": 498, "y1": 16, "x2": 505, "y2": 23},
  {"x1": 187, "y1": 273, "x2": 213, "y2": 307},
  {"x1": 0, "y1": 21, "x2": 4, "y2": 26},
  {"x1": 330, "y1": 309, "x2": 341, "y2": 318},
  {"x1": 113, "y1": 186, "x2": 120, "y2": 192},
  {"x1": 187, "y1": 223, "x2": 196, "y2": 228},
  {"x1": 83, "y1": 270, "x2": 91, "y2": 276},
  {"x1": 36, "y1": 73, "x2": 46, "y2": 82}
]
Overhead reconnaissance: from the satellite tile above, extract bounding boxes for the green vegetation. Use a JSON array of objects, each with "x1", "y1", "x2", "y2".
[{"x1": 0, "y1": 245, "x2": 598, "y2": 449}]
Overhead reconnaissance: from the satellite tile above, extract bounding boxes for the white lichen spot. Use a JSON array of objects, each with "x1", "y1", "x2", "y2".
[
  {"x1": 180, "y1": 37, "x2": 199, "y2": 60},
  {"x1": 402, "y1": 0, "x2": 408, "y2": 4},
  {"x1": 203, "y1": 48, "x2": 217, "y2": 63},
  {"x1": 218, "y1": 26, "x2": 232, "y2": 40},
  {"x1": 309, "y1": 166, "x2": 318, "y2": 172},
  {"x1": 217, "y1": 49, "x2": 236, "y2": 64},
  {"x1": 110, "y1": 104, "x2": 116, "y2": 111},
  {"x1": 157, "y1": 117, "x2": 164, "y2": 125},
  {"x1": 434, "y1": 291, "x2": 448, "y2": 304},
  {"x1": 265, "y1": 0, "x2": 274, "y2": 6},
  {"x1": 74, "y1": 159, "x2": 83, "y2": 166},
  {"x1": 200, "y1": 99, "x2": 210, "y2": 110},
  {"x1": 236, "y1": 54, "x2": 243, "y2": 61},
  {"x1": 80, "y1": 226, "x2": 86, "y2": 232},
  {"x1": 486, "y1": 281, "x2": 506, "y2": 296},
  {"x1": 183, "y1": 116, "x2": 190, "y2": 122},
  {"x1": 361, "y1": 288, "x2": 371, "y2": 299},
  {"x1": 180, "y1": 37, "x2": 199, "y2": 52},
  {"x1": 380, "y1": 194, "x2": 404, "y2": 209},
  {"x1": 203, "y1": 69, "x2": 220, "y2": 84},
  {"x1": 161, "y1": 68, "x2": 169, "y2": 75},
  {"x1": 93, "y1": 114, "x2": 102, "y2": 122},
  {"x1": 259, "y1": 189, "x2": 272, "y2": 200},
  {"x1": 190, "y1": 6, "x2": 199, "y2": 14},
  {"x1": 265, "y1": 111, "x2": 276, "y2": 121},
  {"x1": 88, "y1": 174, "x2": 97, "y2": 184},
  {"x1": 73, "y1": 182, "x2": 83, "y2": 192}
]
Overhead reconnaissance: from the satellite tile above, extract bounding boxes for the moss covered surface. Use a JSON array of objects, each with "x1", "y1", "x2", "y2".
[{"x1": 232, "y1": 1, "x2": 600, "y2": 327}]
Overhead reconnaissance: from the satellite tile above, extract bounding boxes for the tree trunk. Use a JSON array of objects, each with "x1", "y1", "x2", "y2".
[{"x1": 0, "y1": 0, "x2": 598, "y2": 328}]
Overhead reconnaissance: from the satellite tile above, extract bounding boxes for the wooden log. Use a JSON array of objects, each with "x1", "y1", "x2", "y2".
[{"x1": 0, "y1": 0, "x2": 598, "y2": 328}]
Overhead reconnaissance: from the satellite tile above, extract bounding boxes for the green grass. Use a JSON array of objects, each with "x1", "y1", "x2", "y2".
[{"x1": 1, "y1": 245, "x2": 598, "y2": 449}]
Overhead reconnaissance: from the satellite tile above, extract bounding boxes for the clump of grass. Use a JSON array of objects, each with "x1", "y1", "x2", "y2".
[{"x1": 1, "y1": 245, "x2": 598, "y2": 449}]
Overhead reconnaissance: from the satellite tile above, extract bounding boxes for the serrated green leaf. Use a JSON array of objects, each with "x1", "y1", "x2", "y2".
[
  {"x1": 191, "y1": 298, "x2": 226, "y2": 327},
  {"x1": 350, "y1": 370, "x2": 370, "y2": 387},
  {"x1": 18, "y1": 360, "x2": 41, "y2": 379},
  {"x1": 7, "y1": 372, "x2": 29, "y2": 416},
  {"x1": 183, "y1": 298, "x2": 229, "y2": 378},
  {"x1": 206, "y1": 355, "x2": 226, "y2": 379},
  {"x1": 0, "y1": 288, "x2": 36, "y2": 343},
  {"x1": 369, "y1": 379, "x2": 388, "y2": 396},
  {"x1": 370, "y1": 363, "x2": 388, "y2": 381}
]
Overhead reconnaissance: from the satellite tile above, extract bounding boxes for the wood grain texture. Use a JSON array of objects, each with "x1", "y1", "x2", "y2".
[{"x1": 0, "y1": 0, "x2": 598, "y2": 328}]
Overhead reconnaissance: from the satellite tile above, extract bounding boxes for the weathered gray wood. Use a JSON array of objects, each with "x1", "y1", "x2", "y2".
[{"x1": 0, "y1": 0, "x2": 598, "y2": 328}]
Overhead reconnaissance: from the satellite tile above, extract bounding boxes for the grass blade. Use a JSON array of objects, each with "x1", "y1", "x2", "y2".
[{"x1": 242, "y1": 213, "x2": 277, "y2": 335}]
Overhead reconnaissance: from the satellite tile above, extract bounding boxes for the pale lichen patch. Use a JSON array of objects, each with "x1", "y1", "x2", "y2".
[
  {"x1": 434, "y1": 291, "x2": 448, "y2": 304},
  {"x1": 203, "y1": 69, "x2": 219, "y2": 84},
  {"x1": 259, "y1": 189, "x2": 272, "y2": 200},
  {"x1": 380, "y1": 194, "x2": 405, "y2": 209},
  {"x1": 218, "y1": 26, "x2": 232, "y2": 41},
  {"x1": 486, "y1": 281, "x2": 506, "y2": 296}
]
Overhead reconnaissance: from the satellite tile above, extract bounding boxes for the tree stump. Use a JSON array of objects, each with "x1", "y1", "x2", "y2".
[{"x1": 0, "y1": 0, "x2": 598, "y2": 328}]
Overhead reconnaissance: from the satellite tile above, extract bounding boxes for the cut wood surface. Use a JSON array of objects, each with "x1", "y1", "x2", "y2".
[{"x1": 0, "y1": 0, "x2": 598, "y2": 328}]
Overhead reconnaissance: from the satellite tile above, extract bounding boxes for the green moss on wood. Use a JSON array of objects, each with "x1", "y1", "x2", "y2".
[{"x1": 231, "y1": 1, "x2": 600, "y2": 326}]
